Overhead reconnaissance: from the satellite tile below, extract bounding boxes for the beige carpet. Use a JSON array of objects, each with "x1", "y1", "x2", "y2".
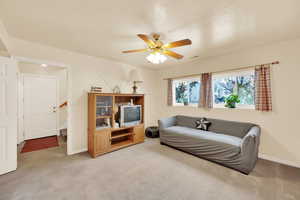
[{"x1": 0, "y1": 139, "x2": 299, "y2": 200}]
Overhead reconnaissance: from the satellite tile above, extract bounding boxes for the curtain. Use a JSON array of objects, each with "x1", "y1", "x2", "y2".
[
  {"x1": 167, "y1": 79, "x2": 173, "y2": 106},
  {"x1": 255, "y1": 64, "x2": 272, "y2": 111},
  {"x1": 199, "y1": 73, "x2": 212, "y2": 108}
]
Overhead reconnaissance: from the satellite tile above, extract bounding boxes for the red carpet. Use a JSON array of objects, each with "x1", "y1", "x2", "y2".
[{"x1": 21, "y1": 136, "x2": 59, "y2": 153}]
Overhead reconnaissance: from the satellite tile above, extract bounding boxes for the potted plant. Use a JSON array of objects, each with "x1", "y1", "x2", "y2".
[{"x1": 225, "y1": 94, "x2": 240, "y2": 108}]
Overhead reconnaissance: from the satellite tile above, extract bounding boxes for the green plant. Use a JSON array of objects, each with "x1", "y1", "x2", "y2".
[{"x1": 225, "y1": 94, "x2": 240, "y2": 108}]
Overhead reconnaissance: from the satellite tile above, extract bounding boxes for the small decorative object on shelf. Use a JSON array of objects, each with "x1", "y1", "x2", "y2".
[
  {"x1": 91, "y1": 86, "x2": 102, "y2": 93},
  {"x1": 105, "y1": 118, "x2": 111, "y2": 127},
  {"x1": 114, "y1": 121, "x2": 119, "y2": 128},
  {"x1": 113, "y1": 85, "x2": 121, "y2": 93},
  {"x1": 132, "y1": 81, "x2": 143, "y2": 94},
  {"x1": 129, "y1": 69, "x2": 143, "y2": 94}
]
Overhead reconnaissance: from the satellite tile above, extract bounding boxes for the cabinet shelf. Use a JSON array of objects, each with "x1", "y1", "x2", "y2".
[
  {"x1": 110, "y1": 140, "x2": 133, "y2": 151},
  {"x1": 96, "y1": 115, "x2": 111, "y2": 119},
  {"x1": 111, "y1": 132, "x2": 133, "y2": 140},
  {"x1": 111, "y1": 126, "x2": 135, "y2": 131},
  {"x1": 96, "y1": 126, "x2": 111, "y2": 131}
]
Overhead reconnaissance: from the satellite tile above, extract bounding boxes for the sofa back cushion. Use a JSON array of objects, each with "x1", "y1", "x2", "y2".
[{"x1": 176, "y1": 115, "x2": 256, "y2": 138}]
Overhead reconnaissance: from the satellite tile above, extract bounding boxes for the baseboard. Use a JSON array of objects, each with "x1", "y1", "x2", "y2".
[
  {"x1": 259, "y1": 153, "x2": 300, "y2": 168},
  {"x1": 68, "y1": 148, "x2": 88, "y2": 155}
]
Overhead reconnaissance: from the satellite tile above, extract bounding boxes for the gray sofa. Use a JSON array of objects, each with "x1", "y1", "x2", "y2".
[{"x1": 158, "y1": 115, "x2": 260, "y2": 174}]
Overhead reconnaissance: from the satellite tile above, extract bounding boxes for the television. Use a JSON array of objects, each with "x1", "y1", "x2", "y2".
[{"x1": 119, "y1": 105, "x2": 142, "y2": 127}]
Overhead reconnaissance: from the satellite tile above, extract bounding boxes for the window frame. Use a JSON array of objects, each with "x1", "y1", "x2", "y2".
[
  {"x1": 172, "y1": 77, "x2": 201, "y2": 107},
  {"x1": 212, "y1": 69, "x2": 255, "y2": 109}
]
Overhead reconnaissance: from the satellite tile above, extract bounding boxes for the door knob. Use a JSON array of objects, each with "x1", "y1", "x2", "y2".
[{"x1": 52, "y1": 106, "x2": 57, "y2": 113}]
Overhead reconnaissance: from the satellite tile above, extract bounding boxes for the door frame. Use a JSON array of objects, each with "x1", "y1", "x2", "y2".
[
  {"x1": 20, "y1": 73, "x2": 60, "y2": 140},
  {"x1": 14, "y1": 56, "x2": 73, "y2": 155},
  {"x1": 0, "y1": 56, "x2": 18, "y2": 175}
]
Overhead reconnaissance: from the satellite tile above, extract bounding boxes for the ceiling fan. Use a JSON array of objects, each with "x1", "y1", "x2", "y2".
[{"x1": 122, "y1": 34, "x2": 192, "y2": 64}]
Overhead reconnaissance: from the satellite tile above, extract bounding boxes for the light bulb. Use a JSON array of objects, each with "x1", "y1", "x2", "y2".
[{"x1": 146, "y1": 52, "x2": 167, "y2": 64}]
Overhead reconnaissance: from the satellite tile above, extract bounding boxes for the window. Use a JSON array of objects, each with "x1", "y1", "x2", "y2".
[
  {"x1": 212, "y1": 70, "x2": 255, "y2": 109},
  {"x1": 173, "y1": 78, "x2": 200, "y2": 106}
]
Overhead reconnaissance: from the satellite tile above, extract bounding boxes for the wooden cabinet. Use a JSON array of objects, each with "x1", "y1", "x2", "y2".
[
  {"x1": 134, "y1": 124, "x2": 145, "y2": 143},
  {"x1": 94, "y1": 130, "x2": 110, "y2": 156},
  {"x1": 88, "y1": 93, "x2": 145, "y2": 158}
]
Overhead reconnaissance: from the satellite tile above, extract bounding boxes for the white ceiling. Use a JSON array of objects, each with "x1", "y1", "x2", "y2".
[{"x1": 1, "y1": 0, "x2": 300, "y2": 68}]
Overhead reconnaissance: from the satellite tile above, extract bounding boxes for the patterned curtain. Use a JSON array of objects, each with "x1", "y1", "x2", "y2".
[
  {"x1": 255, "y1": 64, "x2": 272, "y2": 111},
  {"x1": 199, "y1": 73, "x2": 212, "y2": 108},
  {"x1": 167, "y1": 79, "x2": 173, "y2": 106}
]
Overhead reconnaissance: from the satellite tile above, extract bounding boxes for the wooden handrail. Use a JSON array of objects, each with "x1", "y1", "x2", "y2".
[{"x1": 59, "y1": 101, "x2": 68, "y2": 108}]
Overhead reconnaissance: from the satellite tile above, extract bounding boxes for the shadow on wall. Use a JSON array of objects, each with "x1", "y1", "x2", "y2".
[
  {"x1": 261, "y1": 126, "x2": 299, "y2": 163},
  {"x1": 86, "y1": 64, "x2": 142, "y2": 94}
]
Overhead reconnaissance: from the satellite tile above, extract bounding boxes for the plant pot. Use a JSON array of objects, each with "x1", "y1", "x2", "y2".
[
  {"x1": 183, "y1": 101, "x2": 189, "y2": 106},
  {"x1": 225, "y1": 102, "x2": 236, "y2": 108}
]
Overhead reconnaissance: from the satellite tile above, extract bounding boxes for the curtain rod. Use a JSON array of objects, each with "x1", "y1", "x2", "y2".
[{"x1": 163, "y1": 61, "x2": 280, "y2": 80}]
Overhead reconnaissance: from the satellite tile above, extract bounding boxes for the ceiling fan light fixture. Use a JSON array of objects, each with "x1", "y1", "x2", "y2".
[
  {"x1": 123, "y1": 33, "x2": 191, "y2": 63},
  {"x1": 41, "y1": 64, "x2": 48, "y2": 68},
  {"x1": 146, "y1": 52, "x2": 167, "y2": 64}
]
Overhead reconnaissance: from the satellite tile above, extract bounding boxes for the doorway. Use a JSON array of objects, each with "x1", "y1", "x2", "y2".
[
  {"x1": 23, "y1": 74, "x2": 59, "y2": 140},
  {"x1": 18, "y1": 60, "x2": 69, "y2": 155}
]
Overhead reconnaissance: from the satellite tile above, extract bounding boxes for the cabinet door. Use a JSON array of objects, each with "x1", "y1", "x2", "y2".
[
  {"x1": 94, "y1": 129, "x2": 110, "y2": 155},
  {"x1": 134, "y1": 125, "x2": 144, "y2": 143}
]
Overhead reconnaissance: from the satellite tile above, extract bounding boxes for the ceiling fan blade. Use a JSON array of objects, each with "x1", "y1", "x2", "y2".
[
  {"x1": 162, "y1": 50, "x2": 184, "y2": 59},
  {"x1": 163, "y1": 39, "x2": 192, "y2": 49},
  {"x1": 137, "y1": 34, "x2": 156, "y2": 48},
  {"x1": 122, "y1": 48, "x2": 148, "y2": 53}
]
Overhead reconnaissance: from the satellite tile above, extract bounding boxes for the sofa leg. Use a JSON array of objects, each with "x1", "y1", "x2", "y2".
[{"x1": 240, "y1": 171, "x2": 250, "y2": 175}]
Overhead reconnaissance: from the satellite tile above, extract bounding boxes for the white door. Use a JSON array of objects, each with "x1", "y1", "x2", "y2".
[
  {"x1": 23, "y1": 75, "x2": 58, "y2": 140},
  {"x1": 0, "y1": 57, "x2": 17, "y2": 175}
]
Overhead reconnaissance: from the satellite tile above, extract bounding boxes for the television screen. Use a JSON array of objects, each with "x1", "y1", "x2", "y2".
[{"x1": 124, "y1": 106, "x2": 141, "y2": 123}]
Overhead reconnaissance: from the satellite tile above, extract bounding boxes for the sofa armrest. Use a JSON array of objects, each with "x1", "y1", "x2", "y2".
[
  {"x1": 158, "y1": 117, "x2": 176, "y2": 130},
  {"x1": 241, "y1": 126, "x2": 260, "y2": 154},
  {"x1": 238, "y1": 126, "x2": 261, "y2": 173}
]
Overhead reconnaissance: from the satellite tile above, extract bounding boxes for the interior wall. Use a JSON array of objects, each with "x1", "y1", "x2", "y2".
[
  {"x1": 156, "y1": 38, "x2": 300, "y2": 167},
  {"x1": 0, "y1": 19, "x2": 12, "y2": 55},
  {"x1": 10, "y1": 37, "x2": 159, "y2": 154},
  {"x1": 11, "y1": 34, "x2": 300, "y2": 167}
]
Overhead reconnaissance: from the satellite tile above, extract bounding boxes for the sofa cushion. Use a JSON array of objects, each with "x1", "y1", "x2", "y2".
[
  {"x1": 195, "y1": 118, "x2": 211, "y2": 131},
  {"x1": 176, "y1": 115, "x2": 256, "y2": 138},
  {"x1": 163, "y1": 126, "x2": 242, "y2": 156}
]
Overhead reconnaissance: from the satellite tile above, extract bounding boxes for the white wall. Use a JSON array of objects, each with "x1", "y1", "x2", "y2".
[
  {"x1": 156, "y1": 38, "x2": 300, "y2": 167},
  {"x1": 9, "y1": 34, "x2": 300, "y2": 167},
  {"x1": 10, "y1": 37, "x2": 159, "y2": 154},
  {"x1": 0, "y1": 20, "x2": 12, "y2": 55}
]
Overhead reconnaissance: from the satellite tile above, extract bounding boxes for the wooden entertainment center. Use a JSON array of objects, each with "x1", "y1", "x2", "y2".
[{"x1": 88, "y1": 93, "x2": 145, "y2": 158}]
